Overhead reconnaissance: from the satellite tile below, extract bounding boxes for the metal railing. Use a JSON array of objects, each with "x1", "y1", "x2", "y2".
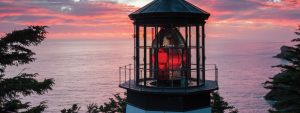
[
  {"x1": 205, "y1": 64, "x2": 219, "y2": 86},
  {"x1": 119, "y1": 64, "x2": 134, "y2": 88},
  {"x1": 119, "y1": 64, "x2": 218, "y2": 88}
]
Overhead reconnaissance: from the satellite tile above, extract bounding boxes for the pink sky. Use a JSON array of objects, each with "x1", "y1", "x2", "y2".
[{"x1": 0, "y1": 0, "x2": 299, "y2": 40}]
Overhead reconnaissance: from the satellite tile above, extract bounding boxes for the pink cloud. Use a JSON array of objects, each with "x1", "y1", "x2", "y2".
[
  {"x1": 188, "y1": 0, "x2": 300, "y2": 27},
  {"x1": 0, "y1": 0, "x2": 137, "y2": 39},
  {"x1": 0, "y1": 0, "x2": 298, "y2": 39}
]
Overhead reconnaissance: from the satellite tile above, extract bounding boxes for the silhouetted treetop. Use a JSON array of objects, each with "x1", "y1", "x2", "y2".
[
  {"x1": 0, "y1": 26, "x2": 47, "y2": 73},
  {"x1": 264, "y1": 26, "x2": 300, "y2": 113},
  {"x1": 0, "y1": 26, "x2": 54, "y2": 113},
  {"x1": 1, "y1": 26, "x2": 47, "y2": 46}
]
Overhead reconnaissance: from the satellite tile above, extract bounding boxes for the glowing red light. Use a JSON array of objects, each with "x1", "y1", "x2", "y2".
[{"x1": 151, "y1": 27, "x2": 187, "y2": 81}]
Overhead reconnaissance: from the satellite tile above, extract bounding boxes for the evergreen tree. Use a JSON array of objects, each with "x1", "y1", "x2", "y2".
[
  {"x1": 63, "y1": 92, "x2": 237, "y2": 113},
  {"x1": 211, "y1": 92, "x2": 238, "y2": 113},
  {"x1": 62, "y1": 93, "x2": 126, "y2": 113},
  {"x1": 264, "y1": 26, "x2": 300, "y2": 113},
  {"x1": 61, "y1": 104, "x2": 80, "y2": 113},
  {"x1": 0, "y1": 26, "x2": 54, "y2": 113}
]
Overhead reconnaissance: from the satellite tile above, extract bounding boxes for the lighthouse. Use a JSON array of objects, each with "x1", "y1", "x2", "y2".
[{"x1": 119, "y1": 0, "x2": 218, "y2": 113}]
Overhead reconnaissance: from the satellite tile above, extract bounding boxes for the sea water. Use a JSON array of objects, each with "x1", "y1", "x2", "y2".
[{"x1": 5, "y1": 38, "x2": 291, "y2": 113}]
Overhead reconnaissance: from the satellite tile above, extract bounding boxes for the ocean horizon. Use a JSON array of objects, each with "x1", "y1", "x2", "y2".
[{"x1": 5, "y1": 37, "x2": 292, "y2": 113}]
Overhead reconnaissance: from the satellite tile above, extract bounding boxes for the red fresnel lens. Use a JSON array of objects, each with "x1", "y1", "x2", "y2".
[{"x1": 151, "y1": 27, "x2": 187, "y2": 81}]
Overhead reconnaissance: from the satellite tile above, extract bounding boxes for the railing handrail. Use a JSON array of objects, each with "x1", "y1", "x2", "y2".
[
  {"x1": 120, "y1": 64, "x2": 215, "y2": 70},
  {"x1": 119, "y1": 64, "x2": 218, "y2": 88},
  {"x1": 135, "y1": 46, "x2": 201, "y2": 49}
]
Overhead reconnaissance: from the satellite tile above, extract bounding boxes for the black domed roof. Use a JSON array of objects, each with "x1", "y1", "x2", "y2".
[{"x1": 129, "y1": 0, "x2": 210, "y2": 25}]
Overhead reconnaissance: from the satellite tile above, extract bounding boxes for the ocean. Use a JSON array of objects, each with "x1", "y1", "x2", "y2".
[{"x1": 5, "y1": 37, "x2": 292, "y2": 113}]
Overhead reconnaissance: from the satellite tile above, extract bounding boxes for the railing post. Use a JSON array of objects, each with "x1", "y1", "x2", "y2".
[
  {"x1": 140, "y1": 70, "x2": 143, "y2": 86},
  {"x1": 125, "y1": 65, "x2": 127, "y2": 83},
  {"x1": 129, "y1": 64, "x2": 131, "y2": 88},
  {"x1": 134, "y1": 66, "x2": 136, "y2": 84},
  {"x1": 215, "y1": 65, "x2": 218, "y2": 85},
  {"x1": 150, "y1": 48, "x2": 153, "y2": 79}
]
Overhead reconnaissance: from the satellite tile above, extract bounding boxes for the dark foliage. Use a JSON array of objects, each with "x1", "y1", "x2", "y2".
[
  {"x1": 0, "y1": 26, "x2": 54, "y2": 113},
  {"x1": 264, "y1": 26, "x2": 300, "y2": 113},
  {"x1": 62, "y1": 93, "x2": 126, "y2": 113},
  {"x1": 63, "y1": 92, "x2": 237, "y2": 113},
  {"x1": 61, "y1": 104, "x2": 80, "y2": 113},
  {"x1": 211, "y1": 92, "x2": 238, "y2": 113},
  {"x1": 91, "y1": 93, "x2": 126, "y2": 113}
]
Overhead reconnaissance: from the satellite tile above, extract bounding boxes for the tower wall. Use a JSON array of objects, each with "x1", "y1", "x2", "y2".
[
  {"x1": 126, "y1": 104, "x2": 211, "y2": 113},
  {"x1": 126, "y1": 90, "x2": 211, "y2": 112}
]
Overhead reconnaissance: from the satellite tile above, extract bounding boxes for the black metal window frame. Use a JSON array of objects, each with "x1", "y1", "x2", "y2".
[{"x1": 132, "y1": 23, "x2": 206, "y2": 88}]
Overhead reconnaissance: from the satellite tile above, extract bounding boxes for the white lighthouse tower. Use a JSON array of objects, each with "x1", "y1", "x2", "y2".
[{"x1": 119, "y1": 0, "x2": 218, "y2": 113}]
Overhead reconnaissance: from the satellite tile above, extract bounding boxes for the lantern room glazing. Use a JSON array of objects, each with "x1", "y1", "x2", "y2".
[{"x1": 118, "y1": 0, "x2": 219, "y2": 89}]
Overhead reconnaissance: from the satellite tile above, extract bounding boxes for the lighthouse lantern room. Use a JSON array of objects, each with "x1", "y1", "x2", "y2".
[{"x1": 119, "y1": 0, "x2": 219, "y2": 113}]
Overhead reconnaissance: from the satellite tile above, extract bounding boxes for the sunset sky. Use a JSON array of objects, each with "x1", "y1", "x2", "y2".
[{"x1": 0, "y1": 0, "x2": 299, "y2": 40}]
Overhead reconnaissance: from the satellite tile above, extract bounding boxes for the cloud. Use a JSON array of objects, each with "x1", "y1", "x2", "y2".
[
  {"x1": 0, "y1": 0, "x2": 136, "y2": 24},
  {"x1": 0, "y1": 0, "x2": 298, "y2": 39},
  {"x1": 188, "y1": 0, "x2": 300, "y2": 27},
  {"x1": 0, "y1": 0, "x2": 138, "y2": 39}
]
